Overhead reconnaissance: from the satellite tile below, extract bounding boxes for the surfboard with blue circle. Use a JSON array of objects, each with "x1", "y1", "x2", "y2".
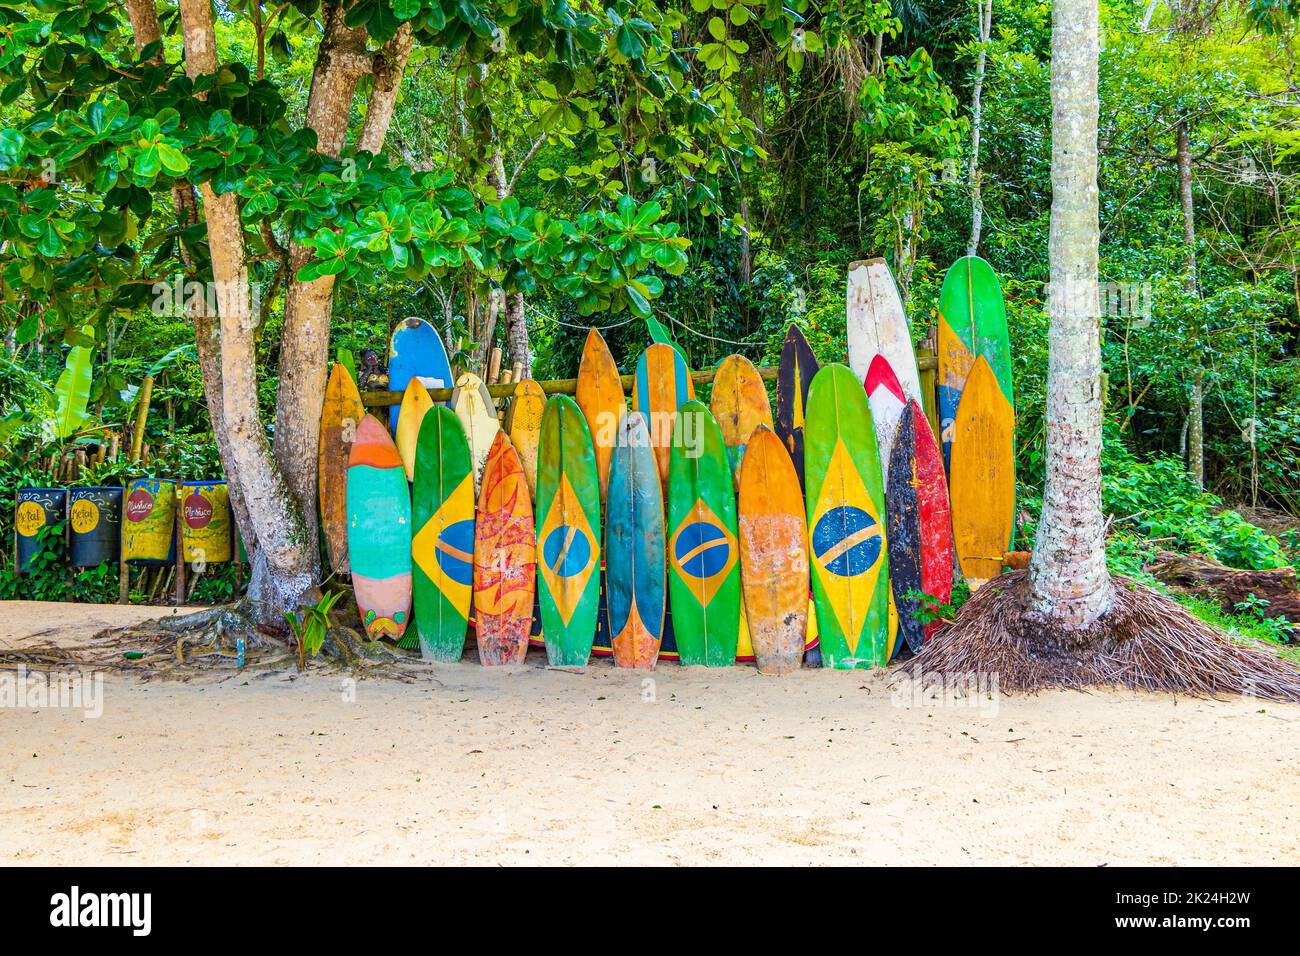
[
  {"x1": 804, "y1": 364, "x2": 890, "y2": 669},
  {"x1": 388, "y1": 317, "x2": 453, "y2": 435},
  {"x1": 667, "y1": 400, "x2": 740, "y2": 666},
  {"x1": 536, "y1": 395, "x2": 602, "y2": 666},
  {"x1": 411, "y1": 406, "x2": 474, "y2": 660}
]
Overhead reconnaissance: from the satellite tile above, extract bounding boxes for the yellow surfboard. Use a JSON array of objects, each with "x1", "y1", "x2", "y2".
[
  {"x1": 506, "y1": 379, "x2": 547, "y2": 503},
  {"x1": 949, "y1": 356, "x2": 1015, "y2": 588},
  {"x1": 318, "y1": 362, "x2": 366, "y2": 574},
  {"x1": 394, "y1": 378, "x2": 435, "y2": 482}
]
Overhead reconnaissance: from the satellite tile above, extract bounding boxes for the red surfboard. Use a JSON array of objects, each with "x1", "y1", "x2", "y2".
[{"x1": 911, "y1": 401, "x2": 954, "y2": 640}]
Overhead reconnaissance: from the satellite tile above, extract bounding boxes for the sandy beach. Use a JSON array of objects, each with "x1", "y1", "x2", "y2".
[{"x1": 1, "y1": 600, "x2": 1297, "y2": 866}]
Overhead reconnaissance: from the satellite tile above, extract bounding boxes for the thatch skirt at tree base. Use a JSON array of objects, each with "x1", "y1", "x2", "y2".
[{"x1": 902, "y1": 570, "x2": 1300, "y2": 702}]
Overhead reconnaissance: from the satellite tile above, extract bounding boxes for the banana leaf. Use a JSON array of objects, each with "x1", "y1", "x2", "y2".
[{"x1": 51, "y1": 326, "x2": 94, "y2": 438}]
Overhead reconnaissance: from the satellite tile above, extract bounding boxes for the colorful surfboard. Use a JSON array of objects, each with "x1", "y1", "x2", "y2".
[
  {"x1": 536, "y1": 395, "x2": 602, "y2": 666},
  {"x1": 776, "y1": 324, "x2": 818, "y2": 494},
  {"x1": 388, "y1": 317, "x2": 453, "y2": 434},
  {"x1": 605, "y1": 411, "x2": 666, "y2": 668},
  {"x1": 804, "y1": 364, "x2": 890, "y2": 669},
  {"x1": 394, "y1": 377, "x2": 435, "y2": 482},
  {"x1": 633, "y1": 342, "x2": 695, "y2": 489},
  {"x1": 451, "y1": 371, "x2": 500, "y2": 494},
  {"x1": 347, "y1": 415, "x2": 412, "y2": 640},
  {"x1": 472, "y1": 432, "x2": 535, "y2": 666},
  {"x1": 711, "y1": 354, "x2": 773, "y2": 486},
  {"x1": 937, "y1": 256, "x2": 1013, "y2": 470},
  {"x1": 865, "y1": 355, "x2": 909, "y2": 485},
  {"x1": 737, "y1": 426, "x2": 809, "y2": 675},
  {"x1": 412, "y1": 406, "x2": 475, "y2": 661},
  {"x1": 318, "y1": 362, "x2": 365, "y2": 574},
  {"x1": 846, "y1": 259, "x2": 923, "y2": 401},
  {"x1": 949, "y1": 356, "x2": 1015, "y2": 588},
  {"x1": 575, "y1": 328, "x2": 625, "y2": 508},
  {"x1": 506, "y1": 379, "x2": 546, "y2": 503},
  {"x1": 886, "y1": 403, "x2": 953, "y2": 654},
  {"x1": 667, "y1": 401, "x2": 740, "y2": 667}
]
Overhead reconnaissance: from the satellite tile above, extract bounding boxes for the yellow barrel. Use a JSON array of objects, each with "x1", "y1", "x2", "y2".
[
  {"x1": 180, "y1": 480, "x2": 232, "y2": 564},
  {"x1": 121, "y1": 478, "x2": 177, "y2": 566}
]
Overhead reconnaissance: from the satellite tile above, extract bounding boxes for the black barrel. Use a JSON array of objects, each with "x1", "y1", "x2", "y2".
[
  {"x1": 14, "y1": 487, "x2": 67, "y2": 573},
  {"x1": 68, "y1": 487, "x2": 123, "y2": 568}
]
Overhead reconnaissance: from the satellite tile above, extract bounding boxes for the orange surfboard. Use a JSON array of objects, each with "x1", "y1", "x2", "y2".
[
  {"x1": 575, "y1": 328, "x2": 625, "y2": 507},
  {"x1": 318, "y1": 362, "x2": 366, "y2": 574},
  {"x1": 472, "y1": 432, "x2": 536, "y2": 665},
  {"x1": 711, "y1": 354, "x2": 773, "y2": 487},
  {"x1": 949, "y1": 356, "x2": 1015, "y2": 588},
  {"x1": 737, "y1": 426, "x2": 808, "y2": 675}
]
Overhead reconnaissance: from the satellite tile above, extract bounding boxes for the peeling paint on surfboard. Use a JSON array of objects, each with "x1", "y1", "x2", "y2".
[
  {"x1": 738, "y1": 426, "x2": 809, "y2": 675},
  {"x1": 472, "y1": 432, "x2": 535, "y2": 666}
]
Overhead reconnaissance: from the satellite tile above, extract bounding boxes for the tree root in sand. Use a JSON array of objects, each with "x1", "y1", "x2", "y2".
[
  {"x1": 903, "y1": 571, "x2": 1300, "y2": 702},
  {"x1": 0, "y1": 601, "x2": 438, "y2": 683}
]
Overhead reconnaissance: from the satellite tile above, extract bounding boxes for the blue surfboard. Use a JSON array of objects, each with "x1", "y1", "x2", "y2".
[{"x1": 388, "y1": 318, "x2": 453, "y2": 435}]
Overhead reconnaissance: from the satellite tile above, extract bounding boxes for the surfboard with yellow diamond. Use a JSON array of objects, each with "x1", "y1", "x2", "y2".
[
  {"x1": 667, "y1": 401, "x2": 740, "y2": 667},
  {"x1": 804, "y1": 364, "x2": 890, "y2": 669},
  {"x1": 411, "y1": 406, "x2": 474, "y2": 661},
  {"x1": 535, "y1": 395, "x2": 602, "y2": 666}
]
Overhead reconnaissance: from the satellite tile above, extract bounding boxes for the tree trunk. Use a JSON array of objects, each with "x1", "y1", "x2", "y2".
[
  {"x1": 179, "y1": 0, "x2": 315, "y2": 619},
  {"x1": 1026, "y1": 0, "x2": 1114, "y2": 629},
  {"x1": 271, "y1": 12, "x2": 413, "y2": 598},
  {"x1": 1176, "y1": 120, "x2": 1205, "y2": 489},
  {"x1": 125, "y1": 0, "x2": 258, "y2": 557},
  {"x1": 968, "y1": 0, "x2": 993, "y2": 257}
]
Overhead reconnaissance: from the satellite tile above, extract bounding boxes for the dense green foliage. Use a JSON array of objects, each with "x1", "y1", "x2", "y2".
[{"x1": 0, "y1": 0, "x2": 1296, "y2": 643}]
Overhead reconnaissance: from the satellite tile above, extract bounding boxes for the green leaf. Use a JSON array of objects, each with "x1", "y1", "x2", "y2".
[{"x1": 51, "y1": 325, "x2": 95, "y2": 439}]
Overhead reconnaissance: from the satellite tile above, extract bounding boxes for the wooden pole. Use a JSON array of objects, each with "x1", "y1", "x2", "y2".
[
  {"x1": 361, "y1": 360, "x2": 943, "y2": 409},
  {"x1": 487, "y1": 346, "x2": 503, "y2": 385},
  {"x1": 917, "y1": 329, "x2": 940, "y2": 440},
  {"x1": 129, "y1": 375, "x2": 154, "y2": 461}
]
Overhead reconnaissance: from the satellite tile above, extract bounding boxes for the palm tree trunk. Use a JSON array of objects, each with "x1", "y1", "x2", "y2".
[{"x1": 1026, "y1": 0, "x2": 1113, "y2": 629}]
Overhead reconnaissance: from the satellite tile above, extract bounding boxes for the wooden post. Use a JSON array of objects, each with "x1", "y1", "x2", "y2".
[
  {"x1": 917, "y1": 330, "x2": 940, "y2": 440},
  {"x1": 129, "y1": 375, "x2": 154, "y2": 461},
  {"x1": 173, "y1": 493, "x2": 185, "y2": 606},
  {"x1": 487, "y1": 346, "x2": 503, "y2": 385}
]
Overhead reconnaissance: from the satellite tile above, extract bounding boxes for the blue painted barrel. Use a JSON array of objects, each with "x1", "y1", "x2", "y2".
[
  {"x1": 15, "y1": 487, "x2": 67, "y2": 573},
  {"x1": 68, "y1": 487, "x2": 123, "y2": 568}
]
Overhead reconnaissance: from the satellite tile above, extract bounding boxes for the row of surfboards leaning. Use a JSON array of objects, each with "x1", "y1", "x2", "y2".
[{"x1": 319, "y1": 255, "x2": 1015, "y2": 674}]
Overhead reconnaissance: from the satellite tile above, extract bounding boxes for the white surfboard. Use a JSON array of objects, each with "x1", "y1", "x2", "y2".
[
  {"x1": 846, "y1": 258, "x2": 923, "y2": 404},
  {"x1": 865, "y1": 354, "x2": 908, "y2": 484},
  {"x1": 450, "y1": 372, "x2": 500, "y2": 494}
]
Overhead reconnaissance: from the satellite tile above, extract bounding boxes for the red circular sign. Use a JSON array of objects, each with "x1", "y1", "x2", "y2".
[
  {"x1": 126, "y1": 488, "x2": 155, "y2": 522},
  {"x1": 184, "y1": 492, "x2": 213, "y2": 530}
]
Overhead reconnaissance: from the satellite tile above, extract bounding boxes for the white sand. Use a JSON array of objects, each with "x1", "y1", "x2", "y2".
[{"x1": 1, "y1": 600, "x2": 1297, "y2": 865}]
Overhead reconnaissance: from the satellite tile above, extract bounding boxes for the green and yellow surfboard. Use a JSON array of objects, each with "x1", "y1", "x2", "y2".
[{"x1": 804, "y1": 364, "x2": 890, "y2": 669}]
